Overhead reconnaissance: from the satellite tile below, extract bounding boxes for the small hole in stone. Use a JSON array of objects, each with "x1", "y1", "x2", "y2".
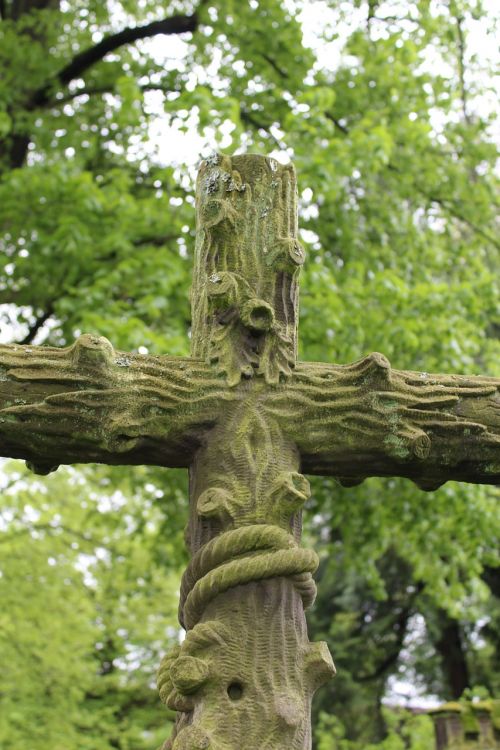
[{"x1": 227, "y1": 682, "x2": 243, "y2": 701}]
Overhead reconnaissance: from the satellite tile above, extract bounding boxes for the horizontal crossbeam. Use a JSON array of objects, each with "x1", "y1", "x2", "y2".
[{"x1": 1, "y1": 337, "x2": 498, "y2": 489}]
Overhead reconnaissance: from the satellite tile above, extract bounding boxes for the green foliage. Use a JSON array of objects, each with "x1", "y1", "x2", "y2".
[
  {"x1": 316, "y1": 708, "x2": 434, "y2": 750},
  {"x1": 0, "y1": 463, "x2": 185, "y2": 749},
  {"x1": 0, "y1": 0, "x2": 498, "y2": 747},
  {"x1": 0, "y1": 467, "x2": 184, "y2": 750}
]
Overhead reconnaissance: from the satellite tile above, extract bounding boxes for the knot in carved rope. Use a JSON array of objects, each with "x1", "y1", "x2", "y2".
[{"x1": 178, "y1": 524, "x2": 319, "y2": 630}]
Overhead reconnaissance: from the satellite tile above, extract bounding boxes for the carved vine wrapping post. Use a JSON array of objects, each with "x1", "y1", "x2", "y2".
[{"x1": 0, "y1": 154, "x2": 498, "y2": 750}]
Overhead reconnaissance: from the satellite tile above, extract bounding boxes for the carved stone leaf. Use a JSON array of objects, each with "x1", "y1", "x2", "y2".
[
  {"x1": 258, "y1": 325, "x2": 295, "y2": 385},
  {"x1": 209, "y1": 318, "x2": 258, "y2": 386}
]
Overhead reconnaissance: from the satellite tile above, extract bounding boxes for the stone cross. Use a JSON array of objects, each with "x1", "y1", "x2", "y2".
[{"x1": 0, "y1": 154, "x2": 499, "y2": 750}]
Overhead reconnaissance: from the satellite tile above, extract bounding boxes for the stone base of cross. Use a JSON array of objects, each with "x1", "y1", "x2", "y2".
[{"x1": 0, "y1": 154, "x2": 498, "y2": 749}]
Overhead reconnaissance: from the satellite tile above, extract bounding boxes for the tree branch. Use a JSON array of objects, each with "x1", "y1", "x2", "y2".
[
  {"x1": 482, "y1": 565, "x2": 500, "y2": 598},
  {"x1": 30, "y1": 13, "x2": 198, "y2": 109},
  {"x1": 417, "y1": 186, "x2": 499, "y2": 249},
  {"x1": 318, "y1": 116, "x2": 497, "y2": 248},
  {"x1": 386, "y1": 162, "x2": 499, "y2": 249},
  {"x1": 0, "y1": 521, "x2": 99, "y2": 546},
  {"x1": 50, "y1": 82, "x2": 179, "y2": 107},
  {"x1": 19, "y1": 305, "x2": 54, "y2": 345},
  {"x1": 357, "y1": 582, "x2": 425, "y2": 682},
  {"x1": 455, "y1": 14, "x2": 471, "y2": 126},
  {"x1": 2, "y1": 7, "x2": 201, "y2": 168},
  {"x1": 367, "y1": 0, "x2": 378, "y2": 32},
  {"x1": 261, "y1": 53, "x2": 289, "y2": 79},
  {"x1": 431, "y1": 608, "x2": 471, "y2": 699},
  {"x1": 325, "y1": 111, "x2": 349, "y2": 134},
  {"x1": 240, "y1": 109, "x2": 288, "y2": 150},
  {"x1": 133, "y1": 233, "x2": 178, "y2": 248}
]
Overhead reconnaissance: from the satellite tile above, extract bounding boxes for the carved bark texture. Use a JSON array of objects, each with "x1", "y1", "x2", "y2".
[
  {"x1": 0, "y1": 335, "x2": 223, "y2": 471},
  {"x1": 161, "y1": 407, "x2": 334, "y2": 750},
  {"x1": 158, "y1": 582, "x2": 333, "y2": 750},
  {"x1": 159, "y1": 155, "x2": 334, "y2": 750},
  {"x1": 191, "y1": 153, "x2": 303, "y2": 386},
  {"x1": 286, "y1": 355, "x2": 500, "y2": 490},
  {"x1": 0, "y1": 339, "x2": 498, "y2": 488}
]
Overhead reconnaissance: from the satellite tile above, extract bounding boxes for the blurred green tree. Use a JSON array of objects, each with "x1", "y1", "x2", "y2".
[{"x1": 0, "y1": 1, "x2": 498, "y2": 748}]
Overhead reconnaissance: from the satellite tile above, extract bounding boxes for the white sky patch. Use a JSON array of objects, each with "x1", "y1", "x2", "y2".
[{"x1": 384, "y1": 613, "x2": 441, "y2": 708}]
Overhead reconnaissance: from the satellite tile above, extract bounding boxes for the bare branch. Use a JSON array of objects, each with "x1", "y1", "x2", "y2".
[
  {"x1": 51, "y1": 82, "x2": 179, "y2": 106},
  {"x1": 418, "y1": 188, "x2": 499, "y2": 249},
  {"x1": 261, "y1": 53, "x2": 289, "y2": 80},
  {"x1": 0, "y1": 522, "x2": 100, "y2": 546},
  {"x1": 30, "y1": 13, "x2": 198, "y2": 109},
  {"x1": 2, "y1": 7, "x2": 202, "y2": 168},
  {"x1": 19, "y1": 306, "x2": 53, "y2": 345},
  {"x1": 325, "y1": 111, "x2": 349, "y2": 134},
  {"x1": 239, "y1": 109, "x2": 288, "y2": 150},
  {"x1": 455, "y1": 14, "x2": 472, "y2": 126},
  {"x1": 357, "y1": 581, "x2": 425, "y2": 682}
]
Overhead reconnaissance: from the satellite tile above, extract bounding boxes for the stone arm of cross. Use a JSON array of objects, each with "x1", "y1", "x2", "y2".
[
  {"x1": 0, "y1": 334, "x2": 222, "y2": 473},
  {"x1": 0, "y1": 334, "x2": 498, "y2": 488}
]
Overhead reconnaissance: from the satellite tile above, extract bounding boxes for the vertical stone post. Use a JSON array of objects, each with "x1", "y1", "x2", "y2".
[{"x1": 157, "y1": 155, "x2": 335, "y2": 749}]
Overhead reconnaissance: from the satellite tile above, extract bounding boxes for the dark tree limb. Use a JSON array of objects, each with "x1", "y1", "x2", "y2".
[
  {"x1": 413, "y1": 185, "x2": 499, "y2": 249},
  {"x1": 454, "y1": 13, "x2": 472, "y2": 126},
  {"x1": 239, "y1": 109, "x2": 287, "y2": 151},
  {"x1": 357, "y1": 582, "x2": 425, "y2": 682},
  {"x1": 325, "y1": 111, "x2": 349, "y2": 134},
  {"x1": 483, "y1": 566, "x2": 500, "y2": 598},
  {"x1": 1, "y1": 6, "x2": 202, "y2": 168},
  {"x1": 309, "y1": 113, "x2": 498, "y2": 250},
  {"x1": 30, "y1": 13, "x2": 198, "y2": 109},
  {"x1": 261, "y1": 52, "x2": 289, "y2": 79},
  {"x1": 431, "y1": 609, "x2": 471, "y2": 699},
  {"x1": 19, "y1": 306, "x2": 54, "y2": 345},
  {"x1": 49, "y1": 82, "x2": 180, "y2": 107}
]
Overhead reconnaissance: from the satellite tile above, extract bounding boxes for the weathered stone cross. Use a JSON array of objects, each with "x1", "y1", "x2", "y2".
[{"x1": 0, "y1": 154, "x2": 499, "y2": 750}]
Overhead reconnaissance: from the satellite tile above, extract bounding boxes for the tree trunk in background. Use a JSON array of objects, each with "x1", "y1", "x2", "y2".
[{"x1": 433, "y1": 611, "x2": 470, "y2": 700}]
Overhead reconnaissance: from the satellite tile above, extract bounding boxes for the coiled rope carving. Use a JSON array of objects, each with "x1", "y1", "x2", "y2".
[
  {"x1": 158, "y1": 526, "x2": 322, "y2": 748},
  {"x1": 179, "y1": 524, "x2": 318, "y2": 630}
]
